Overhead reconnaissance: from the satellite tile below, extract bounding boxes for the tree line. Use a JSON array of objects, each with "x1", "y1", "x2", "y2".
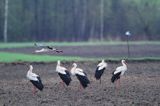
[{"x1": 0, "y1": 0, "x2": 160, "y2": 42}]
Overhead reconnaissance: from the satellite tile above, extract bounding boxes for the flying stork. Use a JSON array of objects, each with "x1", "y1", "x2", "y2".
[{"x1": 34, "y1": 43, "x2": 63, "y2": 53}]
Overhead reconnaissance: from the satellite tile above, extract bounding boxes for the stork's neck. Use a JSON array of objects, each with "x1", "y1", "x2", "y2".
[
  {"x1": 28, "y1": 68, "x2": 32, "y2": 73},
  {"x1": 29, "y1": 65, "x2": 33, "y2": 71},
  {"x1": 122, "y1": 62, "x2": 127, "y2": 68},
  {"x1": 56, "y1": 63, "x2": 60, "y2": 71},
  {"x1": 57, "y1": 61, "x2": 61, "y2": 66},
  {"x1": 99, "y1": 60, "x2": 107, "y2": 67},
  {"x1": 73, "y1": 65, "x2": 77, "y2": 70},
  {"x1": 70, "y1": 66, "x2": 76, "y2": 75},
  {"x1": 72, "y1": 65, "x2": 77, "y2": 71}
]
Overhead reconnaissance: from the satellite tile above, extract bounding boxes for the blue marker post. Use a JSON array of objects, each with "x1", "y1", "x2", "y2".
[{"x1": 125, "y1": 31, "x2": 131, "y2": 58}]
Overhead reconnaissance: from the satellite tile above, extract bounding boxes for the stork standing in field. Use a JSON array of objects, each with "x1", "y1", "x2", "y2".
[
  {"x1": 26, "y1": 65, "x2": 44, "y2": 94},
  {"x1": 70, "y1": 63, "x2": 90, "y2": 90},
  {"x1": 111, "y1": 59, "x2": 127, "y2": 89},
  {"x1": 95, "y1": 60, "x2": 107, "y2": 84},
  {"x1": 34, "y1": 43, "x2": 63, "y2": 53},
  {"x1": 56, "y1": 60, "x2": 72, "y2": 87}
]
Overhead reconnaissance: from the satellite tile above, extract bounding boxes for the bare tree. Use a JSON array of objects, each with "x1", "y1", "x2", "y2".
[
  {"x1": 135, "y1": 5, "x2": 152, "y2": 40},
  {"x1": 100, "y1": 0, "x2": 104, "y2": 41},
  {"x1": 90, "y1": 18, "x2": 95, "y2": 40},
  {"x1": 34, "y1": 0, "x2": 40, "y2": 40},
  {"x1": 73, "y1": 0, "x2": 79, "y2": 40},
  {"x1": 80, "y1": 0, "x2": 87, "y2": 38},
  {"x1": 134, "y1": 0, "x2": 158, "y2": 40},
  {"x1": 3, "y1": 0, "x2": 9, "y2": 42}
]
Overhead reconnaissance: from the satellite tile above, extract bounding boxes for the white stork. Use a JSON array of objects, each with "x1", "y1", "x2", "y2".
[
  {"x1": 70, "y1": 63, "x2": 90, "y2": 90},
  {"x1": 34, "y1": 43, "x2": 63, "y2": 53},
  {"x1": 56, "y1": 60, "x2": 72, "y2": 87},
  {"x1": 26, "y1": 65, "x2": 44, "y2": 94},
  {"x1": 95, "y1": 60, "x2": 107, "y2": 83},
  {"x1": 111, "y1": 59, "x2": 127, "y2": 89}
]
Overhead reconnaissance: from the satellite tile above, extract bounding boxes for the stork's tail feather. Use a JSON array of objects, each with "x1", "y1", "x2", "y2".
[
  {"x1": 58, "y1": 72, "x2": 72, "y2": 86},
  {"x1": 95, "y1": 67, "x2": 105, "y2": 80},
  {"x1": 76, "y1": 74, "x2": 90, "y2": 88},
  {"x1": 111, "y1": 75, "x2": 116, "y2": 83},
  {"x1": 30, "y1": 78, "x2": 44, "y2": 91},
  {"x1": 111, "y1": 72, "x2": 121, "y2": 83}
]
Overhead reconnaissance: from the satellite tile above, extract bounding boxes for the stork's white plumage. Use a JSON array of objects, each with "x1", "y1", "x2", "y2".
[
  {"x1": 97, "y1": 60, "x2": 107, "y2": 70},
  {"x1": 26, "y1": 65, "x2": 44, "y2": 94},
  {"x1": 111, "y1": 60, "x2": 127, "y2": 89},
  {"x1": 71, "y1": 63, "x2": 85, "y2": 76},
  {"x1": 26, "y1": 65, "x2": 38, "y2": 81},
  {"x1": 56, "y1": 60, "x2": 67, "y2": 74},
  {"x1": 95, "y1": 60, "x2": 107, "y2": 83},
  {"x1": 56, "y1": 60, "x2": 72, "y2": 86},
  {"x1": 70, "y1": 63, "x2": 90, "y2": 89},
  {"x1": 113, "y1": 60, "x2": 127, "y2": 76},
  {"x1": 35, "y1": 48, "x2": 51, "y2": 53}
]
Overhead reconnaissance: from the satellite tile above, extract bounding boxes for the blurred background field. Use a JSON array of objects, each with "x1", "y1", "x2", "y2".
[
  {"x1": 0, "y1": 41, "x2": 160, "y2": 62},
  {"x1": 0, "y1": 0, "x2": 160, "y2": 63}
]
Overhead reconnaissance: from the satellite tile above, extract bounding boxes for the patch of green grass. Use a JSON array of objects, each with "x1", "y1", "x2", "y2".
[
  {"x1": 0, "y1": 43, "x2": 33, "y2": 48},
  {"x1": 0, "y1": 41, "x2": 160, "y2": 48},
  {"x1": 0, "y1": 52, "x2": 160, "y2": 63},
  {"x1": 0, "y1": 52, "x2": 89, "y2": 63}
]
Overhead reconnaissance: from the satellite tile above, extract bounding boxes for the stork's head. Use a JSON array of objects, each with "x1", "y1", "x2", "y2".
[
  {"x1": 72, "y1": 63, "x2": 77, "y2": 67},
  {"x1": 121, "y1": 59, "x2": 127, "y2": 65}
]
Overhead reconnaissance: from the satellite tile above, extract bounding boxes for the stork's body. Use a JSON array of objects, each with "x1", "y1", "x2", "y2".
[
  {"x1": 26, "y1": 65, "x2": 44, "y2": 94},
  {"x1": 56, "y1": 60, "x2": 72, "y2": 87},
  {"x1": 71, "y1": 63, "x2": 90, "y2": 89},
  {"x1": 111, "y1": 60, "x2": 127, "y2": 89},
  {"x1": 95, "y1": 60, "x2": 107, "y2": 83}
]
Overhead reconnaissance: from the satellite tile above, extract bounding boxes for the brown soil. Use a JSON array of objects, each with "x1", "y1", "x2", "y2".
[{"x1": 0, "y1": 61, "x2": 160, "y2": 106}]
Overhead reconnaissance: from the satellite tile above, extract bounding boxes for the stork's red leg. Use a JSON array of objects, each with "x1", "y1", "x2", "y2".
[
  {"x1": 116, "y1": 79, "x2": 120, "y2": 90},
  {"x1": 79, "y1": 84, "x2": 83, "y2": 91},
  {"x1": 32, "y1": 86, "x2": 37, "y2": 95},
  {"x1": 60, "y1": 81, "x2": 65, "y2": 88}
]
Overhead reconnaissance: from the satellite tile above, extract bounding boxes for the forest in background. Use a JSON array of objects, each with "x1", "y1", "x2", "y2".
[{"x1": 0, "y1": 0, "x2": 160, "y2": 42}]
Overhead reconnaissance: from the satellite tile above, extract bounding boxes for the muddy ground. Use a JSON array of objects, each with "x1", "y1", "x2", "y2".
[
  {"x1": 0, "y1": 61, "x2": 160, "y2": 106},
  {"x1": 0, "y1": 44, "x2": 160, "y2": 106}
]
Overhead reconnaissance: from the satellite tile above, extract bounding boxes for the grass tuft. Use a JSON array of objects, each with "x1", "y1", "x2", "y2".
[
  {"x1": 0, "y1": 52, "x2": 160, "y2": 63},
  {"x1": 0, "y1": 52, "x2": 87, "y2": 63}
]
